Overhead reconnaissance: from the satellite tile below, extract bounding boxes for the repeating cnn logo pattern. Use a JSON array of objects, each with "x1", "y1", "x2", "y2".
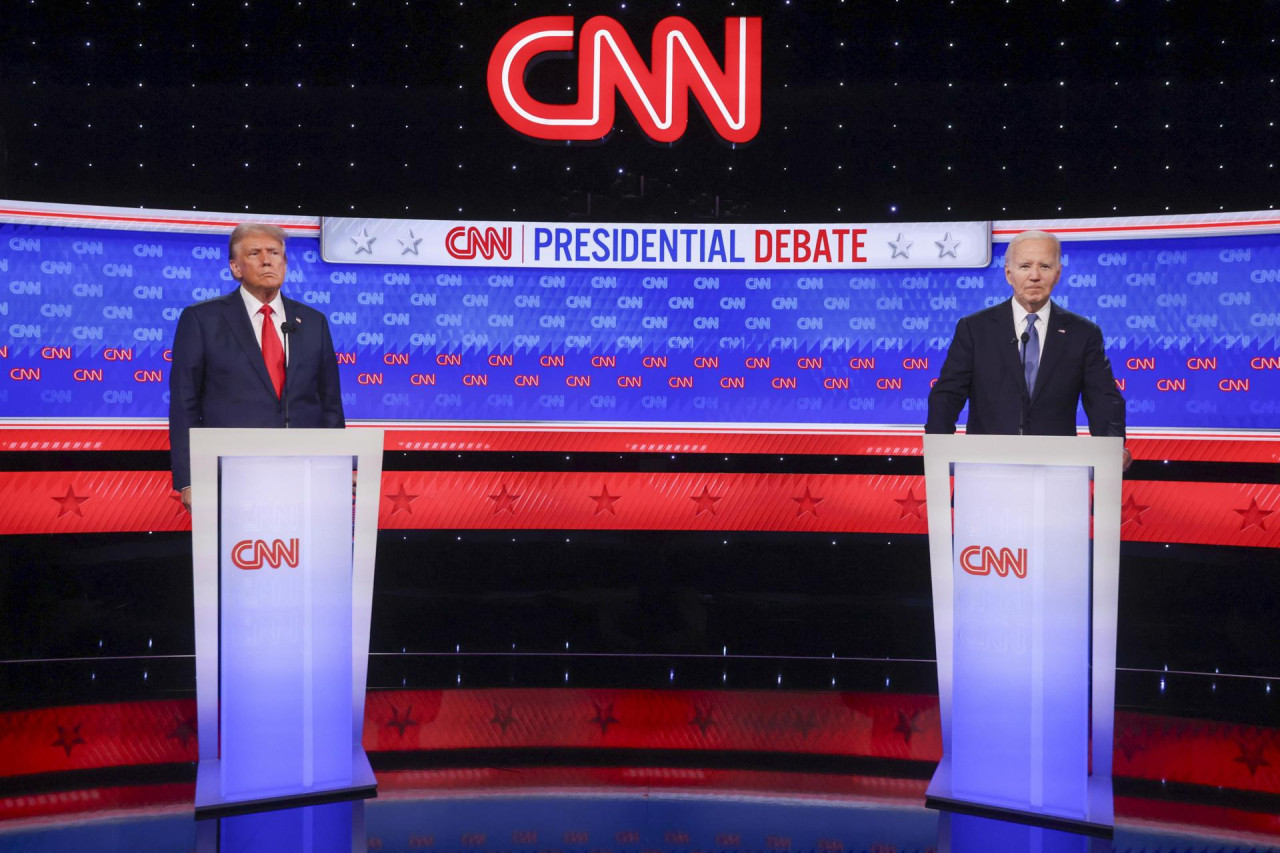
[
  {"x1": 231, "y1": 538, "x2": 300, "y2": 570},
  {"x1": 487, "y1": 16, "x2": 762, "y2": 143},
  {"x1": 959, "y1": 545, "x2": 1028, "y2": 579}
]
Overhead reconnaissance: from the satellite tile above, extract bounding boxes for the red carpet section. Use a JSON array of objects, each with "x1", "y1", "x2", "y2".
[{"x1": 1, "y1": 689, "x2": 1276, "y2": 802}]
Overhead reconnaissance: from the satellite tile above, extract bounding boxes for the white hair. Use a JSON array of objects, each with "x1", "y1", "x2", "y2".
[{"x1": 1004, "y1": 230, "x2": 1061, "y2": 267}]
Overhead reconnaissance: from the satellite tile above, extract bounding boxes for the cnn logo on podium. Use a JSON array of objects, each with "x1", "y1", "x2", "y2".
[
  {"x1": 231, "y1": 539, "x2": 300, "y2": 570},
  {"x1": 959, "y1": 545, "x2": 1028, "y2": 579}
]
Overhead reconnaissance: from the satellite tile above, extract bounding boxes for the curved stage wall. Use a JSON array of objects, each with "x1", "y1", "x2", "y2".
[{"x1": 1, "y1": 202, "x2": 1277, "y2": 815}]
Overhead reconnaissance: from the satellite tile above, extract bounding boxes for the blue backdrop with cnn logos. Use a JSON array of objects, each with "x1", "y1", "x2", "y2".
[{"x1": 2, "y1": 224, "x2": 1277, "y2": 429}]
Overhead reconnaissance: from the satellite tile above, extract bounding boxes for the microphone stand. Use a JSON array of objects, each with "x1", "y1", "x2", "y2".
[
  {"x1": 1019, "y1": 331, "x2": 1030, "y2": 435},
  {"x1": 281, "y1": 320, "x2": 298, "y2": 428}
]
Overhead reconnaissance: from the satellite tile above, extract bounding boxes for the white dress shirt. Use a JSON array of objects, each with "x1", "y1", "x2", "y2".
[
  {"x1": 1011, "y1": 300, "x2": 1050, "y2": 361},
  {"x1": 238, "y1": 286, "x2": 288, "y2": 365}
]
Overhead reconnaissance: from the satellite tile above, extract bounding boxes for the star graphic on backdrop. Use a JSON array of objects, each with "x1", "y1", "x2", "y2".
[
  {"x1": 589, "y1": 702, "x2": 620, "y2": 736},
  {"x1": 893, "y1": 710, "x2": 922, "y2": 745},
  {"x1": 1233, "y1": 740, "x2": 1271, "y2": 776},
  {"x1": 398, "y1": 229, "x2": 422, "y2": 255},
  {"x1": 167, "y1": 715, "x2": 197, "y2": 749},
  {"x1": 488, "y1": 484, "x2": 521, "y2": 515},
  {"x1": 52, "y1": 723, "x2": 85, "y2": 757},
  {"x1": 351, "y1": 227, "x2": 376, "y2": 254},
  {"x1": 589, "y1": 484, "x2": 621, "y2": 516},
  {"x1": 894, "y1": 488, "x2": 926, "y2": 521},
  {"x1": 1114, "y1": 726, "x2": 1146, "y2": 762},
  {"x1": 690, "y1": 705, "x2": 718, "y2": 736},
  {"x1": 792, "y1": 487, "x2": 823, "y2": 518},
  {"x1": 385, "y1": 483, "x2": 419, "y2": 516},
  {"x1": 888, "y1": 232, "x2": 913, "y2": 259},
  {"x1": 385, "y1": 706, "x2": 420, "y2": 738},
  {"x1": 1121, "y1": 493, "x2": 1151, "y2": 527},
  {"x1": 935, "y1": 232, "x2": 961, "y2": 258},
  {"x1": 690, "y1": 485, "x2": 722, "y2": 516},
  {"x1": 52, "y1": 486, "x2": 89, "y2": 518},
  {"x1": 1234, "y1": 498, "x2": 1275, "y2": 532},
  {"x1": 789, "y1": 709, "x2": 821, "y2": 739},
  {"x1": 490, "y1": 703, "x2": 516, "y2": 734}
]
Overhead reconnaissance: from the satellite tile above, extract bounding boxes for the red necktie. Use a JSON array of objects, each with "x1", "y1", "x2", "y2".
[{"x1": 259, "y1": 305, "x2": 285, "y2": 398}]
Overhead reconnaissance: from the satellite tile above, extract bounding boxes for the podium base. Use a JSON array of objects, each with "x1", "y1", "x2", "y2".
[
  {"x1": 924, "y1": 756, "x2": 1114, "y2": 838},
  {"x1": 194, "y1": 746, "x2": 377, "y2": 819}
]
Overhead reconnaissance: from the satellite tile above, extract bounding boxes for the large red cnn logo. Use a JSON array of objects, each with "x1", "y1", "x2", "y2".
[
  {"x1": 487, "y1": 16, "x2": 762, "y2": 144},
  {"x1": 231, "y1": 539, "x2": 300, "y2": 570},
  {"x1": 959, "y1": 546, "x2": 1028, "y2": 579},
  {"x1": 446, "y1": 226, "x2": 513, "y2": 261}
]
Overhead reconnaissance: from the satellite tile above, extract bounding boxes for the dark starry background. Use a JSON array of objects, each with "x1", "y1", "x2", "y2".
[{"x1": 1, "y1": 0, "x2": 1277, "y2": 221}]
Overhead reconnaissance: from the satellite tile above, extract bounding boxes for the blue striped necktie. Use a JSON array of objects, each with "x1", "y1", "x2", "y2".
[{"x1": 1024, "y1": 313, "x2": 1040, "y2": 394}]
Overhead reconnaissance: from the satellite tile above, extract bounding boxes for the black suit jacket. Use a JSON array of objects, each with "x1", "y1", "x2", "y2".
[
  {"x1": 925, "y1": 298, "x2": 1125, "y2": 437},
  {"x1": 168, "y1": 289, "x2": 345, "y2": 490}
]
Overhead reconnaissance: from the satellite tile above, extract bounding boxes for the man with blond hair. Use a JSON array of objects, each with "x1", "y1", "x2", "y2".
[
  {"x1": 926, "y1": 230, "x2": 1127, "y2": 460},
  {"x1": 168, "y1": 223, "x2": 345, "y2": 508}
]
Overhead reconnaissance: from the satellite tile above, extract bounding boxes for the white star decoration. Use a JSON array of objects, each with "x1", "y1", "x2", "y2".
[
  {"x1": 888, "y1": 232, "x2": 913, "y2": 259},
  {"x1": 351, "y1": 227, "x2": 377, "y2": 254},
  {"x1": 935, "y1": 232, "x2": 961, "y2": 258},
  {"x1": 398, "y1": 229, "x2": 422, "y2": 255}
]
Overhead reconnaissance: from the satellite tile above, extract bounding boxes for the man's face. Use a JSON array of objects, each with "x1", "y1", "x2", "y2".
[
  {"x1": 1004, "y1": 238, "x2": 1061, "y2": 313},
  {"x1": 229, "y1": 235, "x2": 286, "y2": 297}
]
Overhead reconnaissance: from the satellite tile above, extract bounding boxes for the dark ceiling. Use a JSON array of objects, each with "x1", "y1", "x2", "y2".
[{"x1": 2, "y1": 0, "x2": 1277, "y2": 222}]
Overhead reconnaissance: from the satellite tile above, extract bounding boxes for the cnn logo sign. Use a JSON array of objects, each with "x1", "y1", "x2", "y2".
[
  {"x1": 959, "y1": 545, "x2": 1028, "y2": 579},
  {"x1": 488, "y1": 16, "x2": 762, "y2": 144},
  {"x1": 446, "y1": 226, "x2": 513, "y2": 261},
  {"x1": 231, "y1": 538, "x2": 300, "y2": 570}
]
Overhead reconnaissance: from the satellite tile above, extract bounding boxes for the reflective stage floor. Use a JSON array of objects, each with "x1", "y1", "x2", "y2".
[{"x1": 1, "y1": 768, "x2": 1278, "y2": 853}]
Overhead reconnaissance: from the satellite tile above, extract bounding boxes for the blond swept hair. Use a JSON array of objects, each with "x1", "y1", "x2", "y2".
[{"x1": 228, "y1": 223, "x2": 288, "y2": 259}]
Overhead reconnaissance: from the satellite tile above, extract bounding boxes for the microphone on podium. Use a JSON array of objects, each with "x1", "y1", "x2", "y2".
[{"x1": 281, "y1": 320, "x2": 299, "y2": 427}]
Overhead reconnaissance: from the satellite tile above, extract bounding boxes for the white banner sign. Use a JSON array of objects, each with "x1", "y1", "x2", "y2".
[{"x1": 322, "y1": 217, "x2": 991, "y2": 270}]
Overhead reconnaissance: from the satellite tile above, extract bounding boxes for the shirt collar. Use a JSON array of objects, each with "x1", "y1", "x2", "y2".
[
  {"x1": 238, "y1": 286, "x2": 285, "y2": 320},
  {"x1": 1012, "y1": 299, "x2": 1051, "y2": 330}
]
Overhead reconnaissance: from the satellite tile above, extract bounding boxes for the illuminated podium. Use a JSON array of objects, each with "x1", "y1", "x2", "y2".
[
  {"x1": 188, "y1": 428, "x2": 384, "y2": 818},
  {"x1": 922, "y1": 434, "x2": 1123, "y2": 837}
]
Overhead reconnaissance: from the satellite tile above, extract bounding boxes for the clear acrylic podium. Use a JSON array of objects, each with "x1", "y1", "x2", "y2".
[
  {"x1": 922, "y1": 434, "x2": 1123, "y2": 837},
  {"x1": 189, "y1": 427, "x2": 384, "y2": 818}
]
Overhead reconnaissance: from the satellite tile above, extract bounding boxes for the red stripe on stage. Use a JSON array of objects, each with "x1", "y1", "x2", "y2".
[
  {"x1": 1, "y1": 692, "x2": 1276, "y2": 800},
  {"x1": 992, "y1": 218, "x2": 1280, "y2": 235},
  {"x1": 0, "y1": 207, "x2": 318, "y2": 233},
  {"x1": 377, "y1": 471, "x2": 930, "y2": 534},
  {"x1": 2, "y1": 424, "x2": 1279, "y2": 463},
  {"x1": 0, "y1": 700, "x2": 197, "y2": 778},
  {"x1": 1118, "y1": 481, "x2": 1280, "y2": 548},
  {"x1": 381, "y1": 427, "x2": 926, "y2": 457},
  {"x1": 362, "y1": 689, "x2": 941, "y2": 762},
  {"x1": 0, "y1": 427, "x2": 170, "y2": 452},
  {"x1": 2, "y1": 469, "x2": 1277, "y2": 548},
  {"x1": 0, "y1": 471, "x2": 189, "y2": 535}
]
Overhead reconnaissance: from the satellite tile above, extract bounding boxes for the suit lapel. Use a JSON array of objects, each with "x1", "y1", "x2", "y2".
[
  {"x1": 279, "y1": 297, "x2": 306, "y2": 399},
  {"x1": 219, "y1": 289, "x2": 278, "y2": 398},
  {"x1": 1030, "y1": 302, "x2": 1067, "y2": 403}
]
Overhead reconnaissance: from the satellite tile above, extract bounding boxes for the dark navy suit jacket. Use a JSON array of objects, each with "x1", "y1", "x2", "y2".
[
  {"x1": 168, "y1": 289, "x2": 345, "y2": 490},
  {"x1": 925, "y1": 298, "x2": 1125, "y2": 437}
]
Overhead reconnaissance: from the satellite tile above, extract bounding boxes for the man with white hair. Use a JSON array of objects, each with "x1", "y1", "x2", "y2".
[
  {"x1": 168, "y1": 223, "x2": 346, "y2": 509},
  {"x1": 925, "y1": 230, "x2": 1128, "y2": 462}
]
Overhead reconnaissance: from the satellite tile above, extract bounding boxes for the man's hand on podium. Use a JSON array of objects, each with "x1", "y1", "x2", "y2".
[
  {"x1": 180, "y1": 487, "x2": 192, "y2": 511},
  {"x1": 1122, "y1": 446, "x2": 1132, "y2": 472}
]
